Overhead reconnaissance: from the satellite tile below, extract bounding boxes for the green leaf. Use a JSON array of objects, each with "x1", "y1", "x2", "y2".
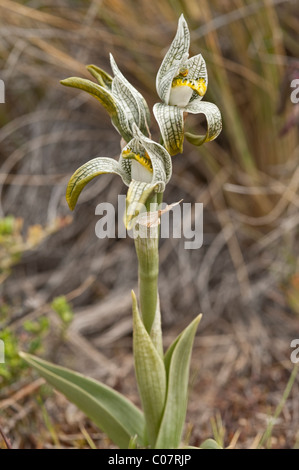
[
  {"x1": 66, "y1": 157, "x2": 130, "y2": 210},
  {"x1": 200, "y1": 438, "x2": 223, "y2": 449},
  {"x1": 154, "y1": 314, "x2": 202, "y2": 449},
  {"x1": 132, "y1": 291, "x2": 166, "y2": 447},
  {"x1": 19, "y1": 352, "x2": 145, "y2": 449},
  {"x1": 182, "y1": 446, "x2": 200, "y2": 449}
]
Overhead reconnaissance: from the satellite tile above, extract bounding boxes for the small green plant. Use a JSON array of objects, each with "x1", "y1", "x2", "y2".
[
  {"x1": 21, "y1": 16, "x2": 222, "y2": 449},
  {"x1": 51, "y1": 296, "x2": 74, "y2": 326},
  {"x1": 0, "y1": 317, "x2": 50, "y2": 385},
  {"x1": 0, "y1": 215, "x2": 71, "y2": 386},
  {"x1": 0, "y1": 215, "x2": 72, "y2": 282}
]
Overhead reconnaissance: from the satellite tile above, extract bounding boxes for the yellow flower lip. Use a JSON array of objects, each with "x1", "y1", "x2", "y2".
[
  {"x1": 122, "y1": 148, "x2": 153, "y2": 172},
  {"x1": 171, "y1": 76, "x2": 207, "y2": 97}
]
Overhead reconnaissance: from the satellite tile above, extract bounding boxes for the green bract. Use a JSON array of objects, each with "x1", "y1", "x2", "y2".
[
  {"x1": 61, "y1": 54, "x2": 150, "y2": 143},
  {"x1": 154, "y1": 14, "x2": 222, "y2": 155}
]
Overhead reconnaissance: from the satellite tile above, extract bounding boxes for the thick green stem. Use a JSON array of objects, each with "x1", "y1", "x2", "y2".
[
  {"x1": 133, "y1": 193, "x2": 162, "y2": 339},
  {"x1": 134, "y1": 226, "x2": 159, "y2": 333}
]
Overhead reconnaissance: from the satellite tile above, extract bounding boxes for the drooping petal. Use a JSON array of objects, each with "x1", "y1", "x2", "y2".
[
  {"x1": 60, "y1": 77, "x2": 132, "y2": 142},
  {"x1": 184, "y1": 100, "x2": 222, "y2": 146},
  {"x1": 86, "y1": 64, "x2": 113, "y2": 89},
  {"x1": 66, "y1": 157, "x2": 130, "y2": 211},
  {"x1": 153, "y1": 103, "x2": 184, "y2": 156},
  {"x1": 110, "y1": 54, "x2": 151, "y2": 136},
  {"x1": 156, "y1": 14, "x2": 190, "y2": 105}
]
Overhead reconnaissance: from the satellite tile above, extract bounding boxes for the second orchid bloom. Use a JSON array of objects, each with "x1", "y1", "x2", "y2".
[{"x1": 154, "y1": 14, "x2": 222, "y2": 155}]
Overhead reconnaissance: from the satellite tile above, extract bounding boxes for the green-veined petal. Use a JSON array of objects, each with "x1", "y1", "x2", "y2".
[
  {"x1": 186, "y1": 54, "x2": 208, "y2": 102},
  {"x1": 185, "y1": 100, "x2": 222, "y2": 146},
  {"x1": 131, "y1": 124, "x2": 172, "y2": 184},
  {"x1": 112, "y1": 76, "x2": 140, "y2": 136},
  {"x1": 110, "y1": 54, "x2": 151, "y2": 136},
  {"x1": 153, "y1": 103, "x2": 184, "y2": 156},
  {"x1": 66, "y1": 157, "x2": 130, "y2": 210},
  {"x1": 156, "y1": 14, "x2": 190, "y2": 104},
  {"x1": 121, "y1": 138, "x2": 153, "y2": 177}
]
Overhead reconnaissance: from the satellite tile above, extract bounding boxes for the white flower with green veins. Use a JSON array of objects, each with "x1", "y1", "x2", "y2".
[
  {"x1": 154, "y1": 14, "x2": 222, "y2": 156},
  {"x1": 61, "y1": 54, "x2": 151, "y2": 143},
  {"x1": 66, "y1": 124, "x2": 172, "y2": 228}
]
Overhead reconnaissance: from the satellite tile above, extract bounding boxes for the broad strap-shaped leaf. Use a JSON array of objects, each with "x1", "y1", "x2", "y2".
[
  {"x1": 156, "y1": 14, "x2": 190, "y2": 104},
  {"x1": 149, "y1": 295, "x2": 163, "y2": 359},
  {"x1": 86, "y1": 64, "x2": 113, "y2": 89},
  {"x1": 153, "y1": 103, "x2": 184, "y2": 156},
  {"x1": 131, "y1": 291, "x2": 166, "y2": 447},
  {"x1": 185, "y1": 100, "x2": 222, "y2": 146},
  {"x1": 60, "y1": 77, "x2": 131, "y2": 142},
  {"x1": 154, "y1": 314, "x2": 202, "y2": 449},
  {"x1": 66, "y1": 157, "x2": 130, "y2": 210},
  {"x1": 20, "y1": 352, "x2": 145, "y2": 449},
  {"x1": 125, "y1": 179, "x2": 158, "y2": 229},
  {"x1": 110, "y1": 54, "x2": 151, "y2": 136}
]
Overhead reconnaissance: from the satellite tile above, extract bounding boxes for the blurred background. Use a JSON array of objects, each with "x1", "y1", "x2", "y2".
[{"x1": 0, "y1": 0, "x2": 298, "y2": 449}]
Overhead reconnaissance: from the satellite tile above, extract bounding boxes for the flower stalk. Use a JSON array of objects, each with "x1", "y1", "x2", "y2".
[{"x1": 133, "y1": 194, "x2": 160, "y2": 335}]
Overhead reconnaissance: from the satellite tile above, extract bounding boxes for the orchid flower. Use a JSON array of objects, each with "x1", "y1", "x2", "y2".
[
  {"x1": 22, "y1": 16, "x2": 225, "y2": 451},
  {"x1": 66, "y1": 124, "x2": 172, "y2": 228},
  {"x1": 154, "y1": 14, "x2": 222, "y2": 156},
  {"x1": 61, "y1": 54, "x2": 151, "y2": 143}
]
